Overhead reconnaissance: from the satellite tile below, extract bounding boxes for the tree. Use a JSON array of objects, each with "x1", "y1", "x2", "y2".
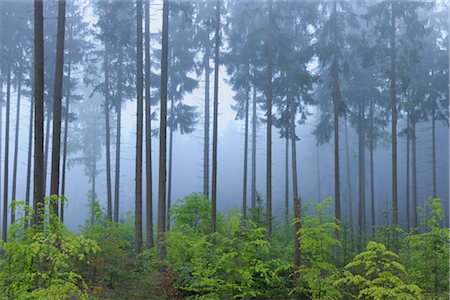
[
  {"x1": 210, "y1": 0, "x2": 221, "y2": 233},
  {"x1": 50, "y1": 0, "x2": 66, "y2": 217},
  {"x1": 158, "y1": 0, "x2": 170, "y2": 261},
  {"x1": 135, "y1": 0, "x2": 144, "y2": 254},
  {"x1": 33, "y1": 0, "x2": 45, "y2": 226}
]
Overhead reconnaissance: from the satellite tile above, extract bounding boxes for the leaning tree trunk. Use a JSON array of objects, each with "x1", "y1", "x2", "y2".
[
  {"x1": 242, "y1": 63, "x2": 250, "y2": 218},
  {"x1": 135, "y1": 0, "x2": 144, "y2": 254},
  {"x1": 390, "y1": 2, "x2": 399, "y2": 251},
  {"x1": 251, "y1": 84, "x2": 257, "y2": 209},
  {"x1": 33, "y1": 0, "x2": 45, "y2": 226},
  {"x1": 266, "y1": 0, "x2": 273, "y2": 237},
  {"x1": 158, "y1": 0, "x2": 169, "y2": 262},
  {"x1": 11, "y1": 63, "x2": 22, "y2": 224},
  {"x1": 412, "y1": 116, "x2": 417, "y2": 229},
  {"x1": 211, "y1": 0, "x2": 220, "y2": 233},
  {"x1": 2, "y1": 67, "x2": 11, "y2": 241},
  {"x1": 50, "y1": 0, "x2": 66, "y2": 217},
  {"x1": 145, "y1": 0, "x2": 154, "y2": 248},
  {"x1": 406, "y1": 113, "x2": 410, "y2": 231},
  {"x1": 203, "y1": 46, "x2": 210, "y2": 199},
  {"x1": 104, "y1": 44, "x2": 113, "y2": 222},
  {"x1": 114, "y1": 49, "x2": 124, "y2": 223}
]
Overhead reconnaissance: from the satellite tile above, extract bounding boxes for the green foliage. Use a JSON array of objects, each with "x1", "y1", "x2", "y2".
[
  {"x1": 335, "y1": 241, "x2": 421, "y2": 300},
  {"x1": 294, "y1": 198, "x2": 340, "y2": 299},
  {"x1": 0, "y1": 196, "x2": 99, "y2": 299},
  {"x1": 169, "y1": 192, "x2": 212, "y2": 234},
  {"x1": 404, "y1": 198, "x2": 450, "y2": 299}
]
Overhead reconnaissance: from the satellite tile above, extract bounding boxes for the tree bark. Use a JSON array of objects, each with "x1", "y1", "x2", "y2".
[
  {"x1": 344, "y1": 116, "x2": 354, "y2": 240},
  {"x1": 284, "y1": 133, "x2": 289, "y2": 225},
  {"x1": 406, "y1": 113, "x2": 410, "y2": 231},
  {"x1": 432, "y1": 101, "x2": 436, "y2": 198},
  {"x1": 211, "y1": 0, "x2": 220, "y2": 233},
  {"x1": 167, "y1": 98, "x2": 174, "y2": 230},
  {"x1": 135, "y1": 0, "x2": 144, "y2": 254},
  {"x1": 358, "y1": 100, "x2": 365, "y2": 244},
  {"x1": 50, "y1": 0, "x2": 66, "y2": 217},
  {"x1": 44, "y1": 103, "x2": 50, "y2": 195},
  {"x1": 242, "y1": 64, "x2": 250, "y2": 219},
  {"x1": 390, "y1": 2, "x2": 398, "y2": 250},
  {"x1": 104, "y1": 44, "x2": 113, "y2": 222},
  {"x1": 145, "y1": 0, "x2": 154, "y2": 248},
  {"x1": 25, "y1": 78, "x2": 34, "y2": 228},
  {"x1": 369, "y1": 99, "x2": 375, "y2": 235},
  {"x1": 251, "y1": 84, "x2": 257, "y2": 209},
  {"x1": 412, "y1": 117, "x2": 417, "y2": 229},
  {"x1": 114, "y1": 49, "x2": 124, "y2": 223},
  {"x1": 158, "y1": 0, "x2": 169, "y2": 262},
  {"x1": 11, "y1": 63, "x2": 22, "y2": 224},
  {"x1": 266, "y1": 0, "x2": 273, "y2": 237},
  {"x1": 2, "y1": 67, "x2": 11, "y2": 240},
  {"x1": 203, "y1": 46, "x2": 210, "y2": 199}
]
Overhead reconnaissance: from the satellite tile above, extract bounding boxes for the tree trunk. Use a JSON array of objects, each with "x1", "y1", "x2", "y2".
[
  {"x1": 44, "y1": 103, "x2": 50, "y2": 195},
  {"x1": 114, "y1": 49, "x2": 124, "y2": 223},
  {"x1": 284, "y1": 134, "x2": 289, "y2": 225},
  {"x1": 331, "y1": 0, "x2": 341, "y2": 232},
  {"x1": 289, "y1": 96, "x2": 301, "y2": 279},
  {"x1": 211, "y1": 0, "x2": 220, "y2": 233},
  {"x1": 412, "y1": 117, "x2": 417, "y2": 229},
  {"x1": 104, "y1": 44, "x2": 113, "y2": 222},
  {"x1": 167, "y1": 98, "x2": 174, "y2": 230},
  {"x1": 135, "y1": 0, "x2": 144, "y2": 254},
  {"x1": 90, "y1": 152, "x2": 96, "y2": 225},
  {"x1": 344, "y1": 116, "x2": 354, "y2": 241},
  {"x1": 242, "y1": 64, "x2": 250, "y2": 218},
  {"x1": 25, "y1": 79, "x2": 34, "y2": 228},
  {"x1": 11, "y1": 64, "x2": 22, "y2": 224},
  {"x1": 251, "y1": 84, "x2": 257, "y2": 209},
  {"x1": 431, "y1": 101, "x2": 436, "y2": 198},
  {"x1": 61, "y1": 35, "x2": 72, "y2": 222},
  {"x1": 33, "y1": 0, "x2": 45, "y2": 226},
  {"x1": 390, "y1": 2, "x2": 398, "y2": 250},
  {"x1": 266, "y1": 0, "x2": 273, "y2": 237},
  {"x1": 203, "y1": 46, "x2": 210, "y2": 199},
  {"x1": 145, "y1": 0, "x2": 154, "y2": 248},
  {"x1": 158, "y1": 0, "x2": 169, "y2": 262},
  {"x1": 50, "y1": 0, "x2": 66, "y2": 217},
  {"x1": 406, "y1": 113, "x2": 410, "y2": 231},
  {"x1": 358, "y1": 100, "x2": 365, "y2": 245},
  {"x1": 369, "y1": 99, "x2": 375, "y2": 235},
  {"x1": 2, "y1": 67, "x2": 11, "y2": 240}
]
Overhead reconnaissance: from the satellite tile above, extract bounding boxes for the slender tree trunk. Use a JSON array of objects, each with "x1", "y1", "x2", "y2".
[
  {"x1": 284, "y1": 134, "x2": 289, "y2": 225},
  {"x1": 104, "y1": 45, "x2": 113, "y2": 222},
  {"x1": 432, "y1": 101, "x2": 436, "y2": 198},
  {"x1": 61, "y1": 47, "x2": 72, "y2": 222},
  {"x1": 158, "y1": 0, "x2": 169, "y2": 262},
  {"x1": 344, "y1": 117, "x2": 354, "y2": 240},
  {"x1": 211, "y1": 0, "x2": 220, "y2": 233},
  {"x1": 390, "y1": 2, "x2": 398, "y2": 250},
  {"x1": 135, "y1": 0, "x2": 144, "y2": 254},
  {"x1": 266, "y1": 0, "x2": 273, "y2": 237},
  {"x1": 25, "y1": 80, "x2": 34, "y2": 228},
  {"x1": 406, "y1": 113, "x2": 410, "y2": 231},
  {"x1": 358, "y1": 101, "x2": 365, "y2": 245},
  {"x1": 289, "y1": 96, "x2": 301, "y2": 279},
  {"x1": 167, "y1": 98, "x2": 174, "y2": 230},
  {"x1": 251, "y1": 84, "x2": 257, "y2": 209},
  {"x1": 90, "y1": 154, "x2": 96, "y2": 225},
  {"x1": 114, "y1": 50, "x2": 124, "y2": 223},
  {"x1": 33, "y1": 0, "x2": 45, "y2": 226},
  {"x1": 242, "y1": 64, "x2": 250, "y2": 218},
  {"x1": 11, "y1": 64, "x2": 22, "y2": 224},
  {"x1": 331, "y1": 0, "x2": 341, "y2": 232},
  {"x1": 50, "y1": 0, "x2": 66, "y2": 217},
  {"x1": 2, "y1": 67, "x2": 11, "y2": 240},
  {"x1": 145, "y1": 0, "x2": 154, "y2": 248},
  {"x1": 412, "y1": 117, "x2": 417, "y2": 228},
  {"x1": 316, "y1": 108, "x2": 322, "y2": 203},
  {"x1": 369, "y1": 99, "x2": 375, "y2": 235},
  {"x1": 203, "y1": 46, "x2": 210, "y2": 199},
  {"x1": 44, "y1": 104, "x2": 50, "y2": 195}
]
